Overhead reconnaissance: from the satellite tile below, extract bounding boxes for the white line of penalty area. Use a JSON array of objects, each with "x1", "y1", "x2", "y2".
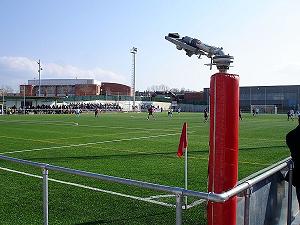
[
  {"x1": 0, "y1": 129, "x2": 155, "y2": 143},
  {"x1": 0, "y1": 166, "x2": 178, "y2": 208},
  {"x1": 0, "y1": 119, "x2": 182, "y2": 132},
  {"x1": 0, "y1": 119, "x2": 78, "y2": 126},
  {"x1": 1, "y1": 132, "x2": 193, "y2": 155}
]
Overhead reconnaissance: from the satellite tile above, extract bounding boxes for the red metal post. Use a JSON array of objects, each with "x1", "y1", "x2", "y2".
[{"x1": 208, "y1": 73, "x2": 240, "y2": 225}]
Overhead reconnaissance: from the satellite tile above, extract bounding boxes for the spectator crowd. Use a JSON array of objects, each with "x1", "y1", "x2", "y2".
[{"x1": 5, "y1": 103, "x2": 122, "y2": 114}]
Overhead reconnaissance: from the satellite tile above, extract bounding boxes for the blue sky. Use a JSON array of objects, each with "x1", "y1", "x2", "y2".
[{"x1": 0, "y1": 0, "x2": 299, "y2": 92}]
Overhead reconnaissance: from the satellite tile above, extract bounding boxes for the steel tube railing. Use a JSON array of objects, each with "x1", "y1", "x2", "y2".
[
  {"x1": 243, "y1": 188, "x2": 251, "y2": 225},
  {"x1": 176, "y1": 193, "x2": 183, "y2": 225},
  {"x1": 0, "y1": 154, "x2": 292, "y2": 201},
  {"x1": 47, "y1": 163, "x2": 185, "y2": 194},
  {"x1": 182, "y1": 157, "x2": 292, "y2": 202},
  {"x1": 287, "y1": 163, "x2": 293, "y2": 225},
  {"x1": 0, "y1": 154, "x2": 294, "y2": 225},
  {"x1": 42, "y1": 168, "x2": 49, "y2": 225},
  {"x1": 0, "y1": 154, "x2": 184, "y2": 194},
  {"x1": 0, "y1": 155, "x2": 46, "y2": 168}
]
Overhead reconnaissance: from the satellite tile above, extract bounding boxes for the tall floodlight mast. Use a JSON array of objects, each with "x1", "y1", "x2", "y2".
[
  {"x1": 165, "y1": 33, "x2": 233, "y2": 72},
  {"x1": 37, "y1": 59, "x2": 43, "y2": 97},
  {"x1": 130, "y1": 47, "x2": 137, "y2": 111}
]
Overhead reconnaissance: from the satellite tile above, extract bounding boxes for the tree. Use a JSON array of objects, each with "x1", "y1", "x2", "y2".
[
  {"x1": 147, "y1": 84, "x2": 170, "y2": 92},
  {"x1": 170, "y1": 88, "x2": 180, "y2": 93},
  {"x1": 0, "y1": 85, "x2": 14, "y2": 94}
]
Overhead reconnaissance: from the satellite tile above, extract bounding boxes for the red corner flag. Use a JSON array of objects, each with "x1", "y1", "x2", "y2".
[{"x1": 177, "y1": 122, "x2": 188, "y2": 157}]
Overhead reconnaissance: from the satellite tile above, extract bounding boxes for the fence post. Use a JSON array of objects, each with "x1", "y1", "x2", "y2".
[
  {"x1": 43, "y1": 167, "x2": 49, "y2": 225},
  {"x1": 244, "y1": 187, "x2": 251, "y2": 225},
  {"x1": 175, "y1": 193, "x2": 183, "y2": 225},
  {"x1": 287, "y1": 162, "x2": 293, "y2": 225}
]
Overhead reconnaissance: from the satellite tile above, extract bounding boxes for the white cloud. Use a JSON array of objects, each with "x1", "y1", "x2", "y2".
[
  {"x1": 0, "y1": 56, "x2": 128, "y2": 91},
  {"x1": 0, "y1": 56, "x2": 37, "y2": 72}
]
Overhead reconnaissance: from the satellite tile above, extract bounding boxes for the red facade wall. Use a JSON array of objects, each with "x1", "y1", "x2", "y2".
[
  {"x1": 101, "y1": 82, "x2": 131, "y2": 96},
  {"x1": 75, "y1": 84, "x2": 100, "y2": 96},
  {"x1": 20, "y1": 85, "x2": 33, "y2": 96},
  {"x1": 184, "y1": 92, "x2": 204, "y2": 101},
  {"x1": 20, "y1": 82, "x2": 130, "y2": 97}
]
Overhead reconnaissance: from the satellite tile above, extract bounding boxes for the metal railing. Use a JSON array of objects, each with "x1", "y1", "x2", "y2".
[{"x1": 0, "y1": 155, "x2": 294, "y2": 225}]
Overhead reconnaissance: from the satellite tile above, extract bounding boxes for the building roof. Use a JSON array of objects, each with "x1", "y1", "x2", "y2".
[{"x1": 28, "y1": 79, "x2": 100, "y2": 86}]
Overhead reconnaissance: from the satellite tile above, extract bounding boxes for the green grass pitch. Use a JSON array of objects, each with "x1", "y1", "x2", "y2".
[{"x1": 0, "y1": 112, "x2": 294, "y2": 224}]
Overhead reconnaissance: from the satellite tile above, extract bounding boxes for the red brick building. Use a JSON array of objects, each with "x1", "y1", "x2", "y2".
[
  {"x1": 20, "y1": 79, "x2": 131, "y2": 97},
  {"x1": 75, "y1": 84, "x2": 100, "y2": 96},
  {"x1": 100, "y1": 82, "x2": 131, "y2": 96},
  {"x1": 20, "y1": 85, "x2": 33, "y2": 96},
  {"x1": 184, "y1": 92, "x2": 204, "y2": 100}
]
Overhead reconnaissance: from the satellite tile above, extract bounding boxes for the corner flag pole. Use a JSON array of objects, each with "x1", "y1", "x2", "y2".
[
  {"x1": 184, "y1": 141, "x2": 188, "y2": 208},
  {"x1": 177, "y1": 122, "x2": 188, "y2": 208}
]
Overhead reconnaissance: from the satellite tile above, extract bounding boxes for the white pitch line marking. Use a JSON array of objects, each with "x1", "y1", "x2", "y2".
[
  {"x1": 0, "y1": 166, "x2": 176, "y2": 208},
  {"x1": 0, "y1": 130, "x2": 158, "y2": 144},
  {"x1": 74, "y1": 124, "x2": 181, "y2": 132},
  {"x1": 0, "y1": 119, "x2": 182, "y2": 132},
  {"x1": 0, "y1": 119, "x2": 77, "y2": 126},
  {"x1": 0, "y1": 132, "x2": 186, "y2": 155},
  {"x1": 46, "y1": 130, "x2": 153, "y2": 141},
  {"x1": 0, "y1": 135, "x2": 58, "y2": 144},
  {"x1": 188, "y1": 156, "x2": 270, "y2": 166}
]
